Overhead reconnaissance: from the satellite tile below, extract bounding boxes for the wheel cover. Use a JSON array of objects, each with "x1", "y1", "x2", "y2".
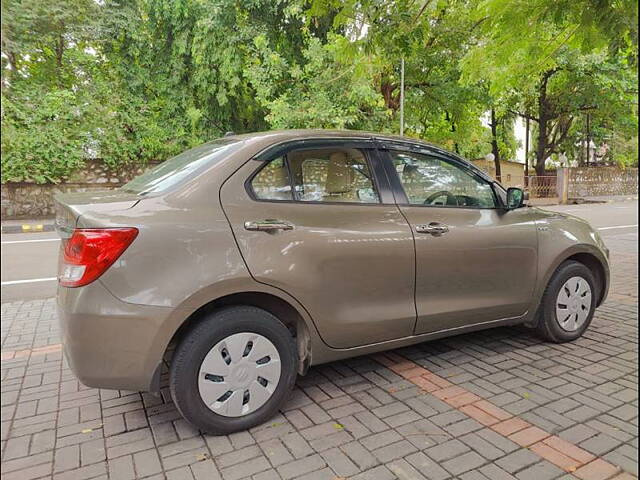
[
  {"x1": 555, "y1": 276, "x2": 592, "y2": 332},
  {"x1": 198, "y1": 332, "x2": 281, "y2": 417}
]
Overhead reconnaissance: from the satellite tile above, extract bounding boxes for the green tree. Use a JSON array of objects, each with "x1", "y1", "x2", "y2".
[
  {"x1": 1, "y1": 86, "x2": 89, "y2": 182},
  {"x1": 1, "y1": 0, "x2": 637, "y2": 183},
  {"x1": 1, "y1": 0, "x2": 102, "y2": 182},
  {"x1": 245, "y1": 34, "x2": 389, "y2": 130},
  {"x1": 1, "y1": 0, "x2": 100, "y2": 86},
  {"x1": 305, "y1": 0, "x2": 509, "y2": 162},
  {"x1": 462, "y1": 0, "x2": 638, "y2": 174}
]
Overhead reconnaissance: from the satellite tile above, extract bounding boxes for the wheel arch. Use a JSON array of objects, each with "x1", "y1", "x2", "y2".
[
  {"x1": 563, "y1": 252, "x2": 608, "y2": 307},
  {"x1": 527, "y1": 245, "x2": 609, "y2": 331},
  {"x1": 164, "y1": 291, "x2": 313, "y2": 380},
  {"x1": 538, "y1": 245, "x2": 609, "y2": 311}
]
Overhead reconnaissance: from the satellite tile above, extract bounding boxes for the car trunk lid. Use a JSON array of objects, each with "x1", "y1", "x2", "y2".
[{"x1": 54, "y1": 190, "x2": 141, "y2": 238}]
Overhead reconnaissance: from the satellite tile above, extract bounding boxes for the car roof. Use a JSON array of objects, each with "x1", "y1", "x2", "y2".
[
  {"x1": 226, "y1": 128, "x2": 439, "y2": 148},
  {"x1": 225, "y1": 129, "x2": 496, "y2": 184}
]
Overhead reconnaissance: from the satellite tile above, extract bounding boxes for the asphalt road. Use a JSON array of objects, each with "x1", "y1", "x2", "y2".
[{"x1": 1, "y1": 200, "x2": 637, "y2": 302}]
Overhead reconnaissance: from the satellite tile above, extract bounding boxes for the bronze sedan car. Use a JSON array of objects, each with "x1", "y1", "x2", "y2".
[{"x1": 56, "y1": 129, "x2": 609, "y2": 434}]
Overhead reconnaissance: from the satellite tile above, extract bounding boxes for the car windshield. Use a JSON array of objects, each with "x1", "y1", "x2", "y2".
[{"x1": 121, "y1": 138, "x2": 243, "y2": 195}]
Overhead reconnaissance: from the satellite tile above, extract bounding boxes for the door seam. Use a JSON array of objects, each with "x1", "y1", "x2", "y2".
[
  {"x1": 375, "y1": 145, "x2": 419, "y2": 334},
  {"x1": 395, "y1": 204, "x2": 419, "y2": 335}
]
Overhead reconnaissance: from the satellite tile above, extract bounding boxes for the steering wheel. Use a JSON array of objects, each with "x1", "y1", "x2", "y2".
[
  {"x1": 455, "y1": 195, "x2": 479, "y2": 207},
  {"x1": 424, "y1": 190, "x2": 458, "y2": 206}
]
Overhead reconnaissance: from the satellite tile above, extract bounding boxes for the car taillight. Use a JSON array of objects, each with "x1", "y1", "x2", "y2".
[{"x1": 59, "y1": 228, "x2": 138, "y2": 287}]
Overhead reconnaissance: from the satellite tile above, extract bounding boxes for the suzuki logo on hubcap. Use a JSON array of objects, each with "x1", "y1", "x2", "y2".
[{"x1": 234, "y1": 366, "x2": 250, "y2": 384}]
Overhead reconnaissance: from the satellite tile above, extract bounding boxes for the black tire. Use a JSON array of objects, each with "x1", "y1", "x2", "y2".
[
  {"x1": 170, "y1": 306, "x2": 297, "y2": 435},
  {"x1": 535, "y1": 260, "x2": 598, "y2": 343}
]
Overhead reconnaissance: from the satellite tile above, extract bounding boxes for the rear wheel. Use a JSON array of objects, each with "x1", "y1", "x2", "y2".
[
  {"x1": 535, "y1": 261, "x2": 597, "y2": 343},
  {"x1": 170, "y1": 306, "x2": 297, "y2": 434}
]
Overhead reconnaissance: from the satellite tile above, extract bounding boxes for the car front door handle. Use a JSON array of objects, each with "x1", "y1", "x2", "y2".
[
  {"x1": 244, "y1": 220, "x2": 294, "y2": 232},
  {"x1": 415, "y1": 222, "x2": 449, "y2": 235}
]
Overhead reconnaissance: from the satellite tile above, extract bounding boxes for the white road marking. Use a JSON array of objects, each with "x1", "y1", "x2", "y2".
[
  {"x1": 1, "y1": 238, "x2": 60, "y2": 245},
  {"x1": 598, "y1": 224, "x2": 638, "y2": 231},
  {"x1": 1, "y1": 277, "x2": 58, "y2": 286}
]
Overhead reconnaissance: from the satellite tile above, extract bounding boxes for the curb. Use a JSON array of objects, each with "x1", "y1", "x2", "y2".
[
  {"x1": 569, "y1": 195, "x2": 638, "y2": 205},
  {"x1": 1, "y1": 223, "x2": 56, "y2": 234},
  {"x1": 568, "y1": 199, "x2": 608, "y2": 205}
]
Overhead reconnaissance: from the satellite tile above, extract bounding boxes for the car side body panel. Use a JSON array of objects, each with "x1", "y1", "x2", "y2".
[
  {"x1": 530, "y1": 208, "x2": 610, "y2": 308},
  {"x1": 57, "y1": 276, "x2": 328, "y2": 392},
  {"x1": 57, "y1": 280, "x2": 173, "y2": 391}
]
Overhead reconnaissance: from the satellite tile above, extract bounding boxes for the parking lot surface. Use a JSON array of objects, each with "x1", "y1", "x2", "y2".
[{"x1": 1, "y1": 205, "x2": 637, "y2": 480}]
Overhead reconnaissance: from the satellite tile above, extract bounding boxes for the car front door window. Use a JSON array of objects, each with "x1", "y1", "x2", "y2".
[{"x1": 390, "y1": 151, "x2": 497, "y2": 208}]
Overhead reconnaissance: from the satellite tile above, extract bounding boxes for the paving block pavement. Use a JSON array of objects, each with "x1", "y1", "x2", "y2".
[{"x1": 1, "y1": 232, "x2": 637, "y2": 479}]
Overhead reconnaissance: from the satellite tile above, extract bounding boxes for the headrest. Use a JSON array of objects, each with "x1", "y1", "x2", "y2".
[
  {"x1": 403, "y1": 163, "x2": 422, "y2": 183},
  {"x1": 325, "y1": 152, "x2": 353, "y2": 194},
  {"x1": 272, "y1": 161, "x2": 288, "y2": 184}
]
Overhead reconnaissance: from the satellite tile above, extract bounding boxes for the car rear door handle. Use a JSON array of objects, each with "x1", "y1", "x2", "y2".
[
  {"x1": 415, "y1": 222, "x2": 449, "y2": 235},
  {"x1": 244, "y1": 220, "x2": 294, "y2": 232}
]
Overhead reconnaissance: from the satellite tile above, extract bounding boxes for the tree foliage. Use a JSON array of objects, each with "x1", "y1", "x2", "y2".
[
  {"x1": 1, "y1": 0, "x2": 637, "y2": 183},
  {"x1": 461, "y1": 0, "x2": 638, "y2": 172},
  {"x1": 246, "y1": 34, "x2": 390, "y2": 130}
]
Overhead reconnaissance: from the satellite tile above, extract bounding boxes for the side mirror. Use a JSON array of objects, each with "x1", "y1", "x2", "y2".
[{"x1": 506, "y1": 187, "x2": 525, "y2": 209}]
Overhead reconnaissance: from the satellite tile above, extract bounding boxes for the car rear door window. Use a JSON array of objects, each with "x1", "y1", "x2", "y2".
[
  {"x1": 251, "y1": 157, "x2": 293, "y2": 200},
  {"x1": 251, "y1": 147, "x2": 380, "y2": 204}
]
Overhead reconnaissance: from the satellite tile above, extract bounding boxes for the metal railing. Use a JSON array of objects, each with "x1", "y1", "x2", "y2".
[{"x1": 524, "y1": 176, "x2": 558, "y2": 199}]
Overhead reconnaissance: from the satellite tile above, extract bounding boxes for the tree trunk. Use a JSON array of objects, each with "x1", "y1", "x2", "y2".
[
  {"x1": 445, "y1": 111, "x2": 460, "y2": 154},
  {"x1": 534, "y1": 69, "x2": 557, "y2": 176},
  {"x1": 380, "y1": 81, "x2": 399, "y2": 110},
  {"x1": 56, "y1": 33, "x2": 65, "y2": 68},
  {"x1": 535, "y1": 110, "x2": 548, "y2": 176},
  {"x1": 490, "y1": 108, "x2": 502, "y2": 180}
]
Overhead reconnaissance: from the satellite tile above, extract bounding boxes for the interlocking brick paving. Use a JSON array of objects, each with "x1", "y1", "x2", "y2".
[{"x1": 1, "y1": 231, "x2": 637, "y2": 480}]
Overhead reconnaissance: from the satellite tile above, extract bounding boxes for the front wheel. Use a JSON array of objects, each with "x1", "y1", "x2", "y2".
[
  {"x1": 170, "y1": 306, "x2": 297, "y2": 434},
  {"x1": 535, "y1": 260, "x2": 598, "y2": 343}
]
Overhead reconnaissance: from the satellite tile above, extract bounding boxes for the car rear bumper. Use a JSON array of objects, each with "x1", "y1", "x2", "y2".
[{"x1": 57, "y1": 281, "x2": 173, "y2": 392}]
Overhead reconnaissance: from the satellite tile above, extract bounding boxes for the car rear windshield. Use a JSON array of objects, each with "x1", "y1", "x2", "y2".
[{"x1": 120, "y1": 138, "x2": 243, "y2": 195}]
